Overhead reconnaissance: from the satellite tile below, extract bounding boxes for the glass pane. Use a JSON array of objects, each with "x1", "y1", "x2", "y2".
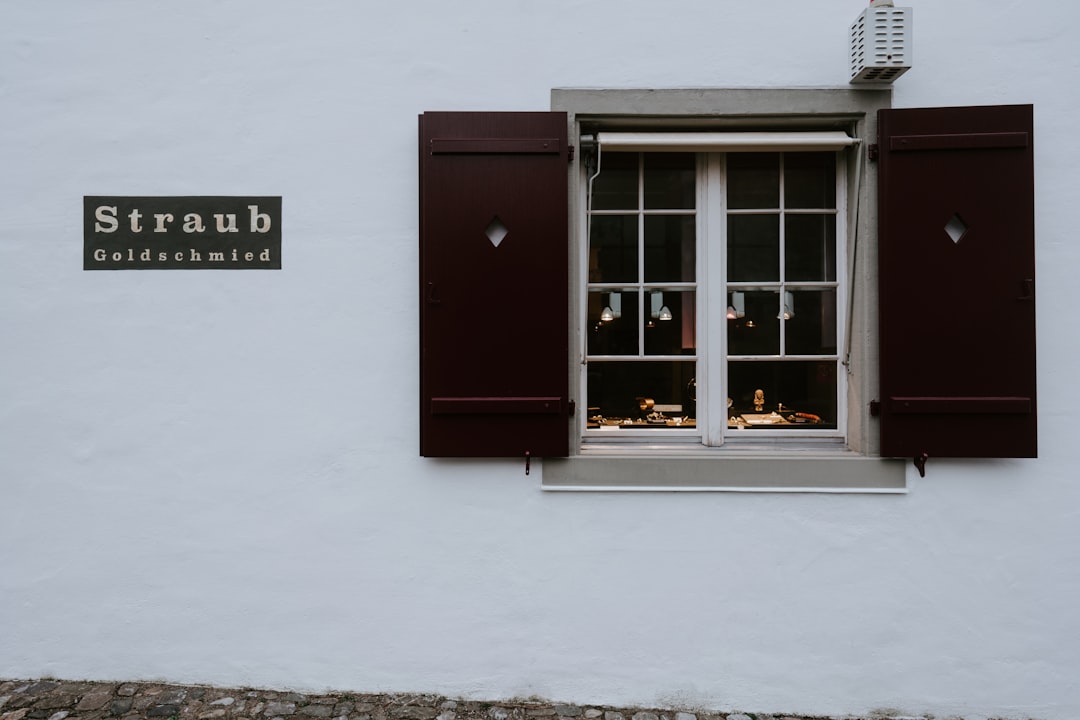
[
  {"x1": 727, "y1": 290, "x2": 780, "y2": 356},
  {"x1": 784, "y1": 152, "x2": 836, "y2": 209},
  {"x1": 645, "y1": 290, "x2": 696, "y2": 355},
  {"x1": 592, "y1": 152, "x2": 638, "y2": 210},
  {"x1": 785, "y1": 214, "x2": 836, "y2": 281},
  {"x1": 587, "y1": 289, "x2": 639, "y2": 356},
  {"x1": 586, "y1": 360, "x2": 697, "y2": 426},
  {"x1": 644, "y1": 153, "x2": 695, "y2": 209},
  {"x1": 644, "y1": 215, "x2": 695, "y2": 282},
  {"x1": 727, "y1": 153, "x2": 779, "y2": 209},
  {"x1": 589, "y1": 215, "x2": 638, "y2": 283},
  {"x1": 728, "y1": 215, "x2": 779, "y2": 281},
  {"x1": 785, "y1": 289, "x2": 838, "y2": 355},
  {"x1": 727, "y1": 360, "x2": 837, "y2": 429}
]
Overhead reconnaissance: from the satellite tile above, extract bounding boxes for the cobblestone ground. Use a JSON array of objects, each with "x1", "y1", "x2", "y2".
[{"x1": 0, "y1": 680, "x2": 934, "y2": 720}]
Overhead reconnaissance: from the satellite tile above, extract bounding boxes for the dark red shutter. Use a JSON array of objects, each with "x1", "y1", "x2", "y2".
[
  {"x1": 419, "y1": 112, "x2": 569, "y2": 458},
  {"x1": 878, "y1": 104, "x2": 1036, "y2": 460}
]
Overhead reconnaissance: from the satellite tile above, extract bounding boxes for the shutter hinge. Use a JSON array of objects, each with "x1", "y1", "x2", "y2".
[
  {"x1": 914, "y1": 452, "x2": 929, "y2": 478},
  {"x1": 869, "y1": 399, "x2": 881, "y2": 416},
  {"x1": 568, "y1": 145, "x2": 575, "y2": 162},
  {"x1": 568, "y1": 399, "x2": 576, "y2": 417},
  {"x1": 868, "y1": 143, "x2": 879, "y2": 161}
]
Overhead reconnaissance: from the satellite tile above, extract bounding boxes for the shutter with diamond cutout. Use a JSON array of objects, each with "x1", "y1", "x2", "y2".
[
  {"x1": 419, "y1": 112, "x2": 569, "y2": 458},
  {"x1": 877, "y1": 104, "x2": 1036, "y2": 466}
]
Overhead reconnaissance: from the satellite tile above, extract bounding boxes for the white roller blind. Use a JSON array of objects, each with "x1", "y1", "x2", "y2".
[{"x1": 596, "y1": 131, "x2": 856, "y2": 152}]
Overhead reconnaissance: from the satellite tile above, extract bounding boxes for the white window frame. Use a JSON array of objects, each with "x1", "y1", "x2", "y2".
[
  {"x1": 582, "y1": 147, "x2": 849, "y2": 448},
  {"x1": 710, "y1": 150, "x2": 848, "y2": 444},
  {"x1": 583, "y1": 150, "x2": 701, "y2": 445},
  {"x1": 545, "y1": 87, "x2": 906, "y2": 492}
]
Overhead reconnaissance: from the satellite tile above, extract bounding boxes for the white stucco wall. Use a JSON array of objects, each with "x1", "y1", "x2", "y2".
[{"x1": 2, "y1": 2, "x2": 1078, "y2": 719}]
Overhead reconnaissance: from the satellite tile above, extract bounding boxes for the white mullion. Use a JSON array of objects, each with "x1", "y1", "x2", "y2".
[
  {"x1": 778, "y1": 153, "x2": 787, "y2": 359},
  {"x1": 637, "y1": 152, "x2": 646, "y2": 358},
  {"x1": 580, "y1": 157, "x2": 594, "y2": 440},
  {"x1": 834, "y1": 154, "x2": 849, "y2": 438},
  {"x1": 706, "y1": 153, "x2": 726, "y2": 447}
]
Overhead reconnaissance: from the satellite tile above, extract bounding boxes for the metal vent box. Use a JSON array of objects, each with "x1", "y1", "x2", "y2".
[{"x1": 849, "y1": 6, "x2": 912, "y2": 83}]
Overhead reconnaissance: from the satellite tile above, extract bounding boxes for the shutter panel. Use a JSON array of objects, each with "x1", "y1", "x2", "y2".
[
  {"x1": 419, "y1": 112, "x2": 569, "y2": 458},
  {"x1": 878, "y1": 104, "x2": 1036, "y2": 460}
]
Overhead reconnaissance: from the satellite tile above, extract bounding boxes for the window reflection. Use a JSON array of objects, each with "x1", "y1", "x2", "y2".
[
  {"x1": 727, "y1": 153, "x2": 780, "y2": 209},
  {"x1": 785, "y1": 215, "x2": 836, "y2": 282},
  {"x1": 784, "y1": 152, "x2": 836, "y2": 209},
  {"x1": 645, "y1": 290, "x2": 696, "y2": 355},
  {"x1": 644, "y1": 215, "x2": 695, "y2": 282},
  {"x1": 786, "y1": 289, "x2": 838, "y2": 355},
  {"x1": 728, "y1": 215, "x2": 779, "y2": 281},
  {"x1": 591, "y1": 153, "x2": 638, "y2": 210},
  {"x1": 644, "y1": 153, "x2": 695, "y2": 209},
  {"x1": 728, "y1": 360, "x2": 837, "y2": 429},
  {"x1": 589, "y1": 215, "x2": 638, "y2": 283},
  {"x1": 588, "y1": 289, "x2": 639, "y2": 356},
  {"x1": 586, "y1": 361, "x2": 697, "y2": 427},
  {"x1": 728, "y1": 290, "x2": 780, "y2": 355}
]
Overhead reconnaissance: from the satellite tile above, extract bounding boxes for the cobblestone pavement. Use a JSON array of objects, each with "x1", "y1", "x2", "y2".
[{"x1": 1, "y1": 680, "x2": 934, "y2": 720}]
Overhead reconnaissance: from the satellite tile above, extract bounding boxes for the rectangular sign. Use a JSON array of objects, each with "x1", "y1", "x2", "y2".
[{"x1": 84, "y1": 196, "x2": 281, "y2": 270}]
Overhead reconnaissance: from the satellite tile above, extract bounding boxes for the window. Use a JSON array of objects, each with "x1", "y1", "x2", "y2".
[
  {"x1": 418, "y1": 91, "x2": 1036, "y2": 490},
  {"x1": 546, "y1": 88, "x2": 906, "y2": 490},
  {"x1": 584, "y1": 145, "x2": 847, "y2": 446}
]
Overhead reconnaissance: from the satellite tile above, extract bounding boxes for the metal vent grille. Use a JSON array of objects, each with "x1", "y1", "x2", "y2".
[{"x1": 850, "y1": 6, "x2": 912, "y2": 84}]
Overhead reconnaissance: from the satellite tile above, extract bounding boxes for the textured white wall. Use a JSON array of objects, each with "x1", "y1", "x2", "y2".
[{"x1": 2, "y1": 2, "x2": 1079, "y2": 719}]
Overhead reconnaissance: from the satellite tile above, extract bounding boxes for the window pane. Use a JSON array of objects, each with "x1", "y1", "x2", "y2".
[
  {"x1": 728, "y1": 215, "x2": 779, "y2": 281},
  {"x1": 785, "y1": 214, "x2": 836, "y2": 281},
  {"x1": 592, "y1": 153, "x2": 638, "y2": 210},
  {"x1": 727, "y1": 153, "x2": 779, "y2": 209},
  {"x1": 644, "y1": 215, "x2": 695, "y2": 282},
  {"x1": 727, "y1": 360, "x2": 837, "y2": 428},
  {"x1": 784, "y1": 152, "x2": 835, "y2": 209},
  {"x1": 727, "y1": 290, "x2": 780, "y2": 355},
  {"x1": 586, "y1": 361, "x2": 696, "y2": 425},
  {"x1": 589, "y1": 215, "x2": 638, "y2": 283},
  {"x1": 645, "y1": 290, "x2": 696, "y2": 355},
  {"x1": 784, "y1": 289, "x2": 838, "y2": 355},
  {"x1": 644, "y1": 153, "x2": 695, "y2": 209},
  {"x1": 588, "y1": 289, "x2": 639, "y2": 356}
]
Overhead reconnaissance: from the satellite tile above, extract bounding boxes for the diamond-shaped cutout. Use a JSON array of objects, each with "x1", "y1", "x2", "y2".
[
  {"x1": 945, "y1": 213, "x2": 968, "y2": 244},
  {"x1": 485, "y1": 216, "x2": 509, "y2": 248}
]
